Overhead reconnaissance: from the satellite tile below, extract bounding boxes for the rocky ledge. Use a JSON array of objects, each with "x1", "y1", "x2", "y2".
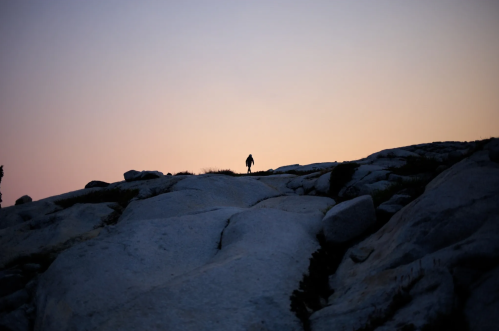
[{"x1": 0, "y1": 138, "x2": 498, "y2": 331}]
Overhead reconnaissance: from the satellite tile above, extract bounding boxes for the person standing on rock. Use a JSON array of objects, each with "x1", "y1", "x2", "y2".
[{"x1": 246, "y1": 154, "x2": 254, "y2": 174}]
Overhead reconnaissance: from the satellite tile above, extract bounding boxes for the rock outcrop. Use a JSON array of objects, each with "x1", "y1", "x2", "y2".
[
  {"x1": 84, "y1": 181, "x2": 110, "y2": 189},
  {"x1": 311, "y1": 145, "x2": 499, "y2": 331},
  {"x1": 123, "y1": 170, "x2": 163, "y2": 182},
  {"x1": 0, "y1": 138, "x2": 497, "y2": 331},
  {"x1": 15, "y1": 196, "x2": 32, "y2": 206}
]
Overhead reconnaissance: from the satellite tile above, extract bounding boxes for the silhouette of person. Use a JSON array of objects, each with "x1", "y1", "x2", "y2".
[{"x1": 246, "y1": 154, "x2": 254, "y2": 174}]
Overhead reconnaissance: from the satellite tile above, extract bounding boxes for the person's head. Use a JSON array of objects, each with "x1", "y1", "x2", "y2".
[{"x1": 249, "y1": 154, "x2": 252, "y2": 157}]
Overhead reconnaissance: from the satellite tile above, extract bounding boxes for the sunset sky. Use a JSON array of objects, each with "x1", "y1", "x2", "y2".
[{"x1": 1, "y1": 1, "x2": 498, "y2": 207}]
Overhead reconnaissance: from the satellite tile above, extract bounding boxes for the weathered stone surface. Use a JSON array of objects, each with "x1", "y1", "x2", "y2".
[
  {"x1": 252, "y1": 195, "x2": 335, "y2": 214},
  {"x1": 21, "y1": 263, "x2": 41, "y2": 273},
  {"x1": 311, "y1": 150, "x2": 499, "y2": 330},
  {"x1": 314, "y1": 172, "x2": 331, "y2": 195},
  {"x1": 108, "y1": 175, "x2": 182, "y2": 200},
  {"x1": 0, "y1": 273, "x2": 25, "y2": 297},
  {"x1": 367, "y1": 148, "x2": 420, "y2": 160},
  {"x1": 287, "y1": 172, "x2": 320, "y2": 190},
  {"x1": 303, "y1": 177, "x2": 318, "y2": 193},
  {"x1": 0, "y1": 289, "x2": 29, "y2": 313},
  {"x1": 376, "y1": 203, "x2": 404, "y2": 216},
  {"x1": 0, "y1": 308, "x2": 30, "y2": 331},
  {"x1": 274, "y1": 164, "x2": 300, "y2": 173},
  {"x1": 0, "y1": 203, "x2": 116, "y2": 268},
  {"x1": 0, "y1": 188, "x2": 105, "y2": 230},
  {"x1": 249, "y1": 174, "x2": 296, "y2": 195},
  {"x1": 484, "y1": 138, "x2": 499, "y2": 164},
  {"x1": 123, "y1": 170, "x2": 163, "y2": 182},
  {"x1": 376, "y1": 194, "x2": 413, "y2": 217},
  {"x1": 35, "y1": 207, "x2": 322, "y2": 331},
  {"x1": 322, "y1": 195, "x2": 376, "y2": 244},
  {"x1": 465, "y1": 266, "x2": 499, "y2": 331},
  {"x1": 294, "y1": 162, "x2": 337, "y2": 172},
  {"x1": 384, "y1": 194, "x2": 413, "y2": 206},
  {"x1": 119, "y1": 175, "x2": 280, "y2": 224},
  {"x1": 84, "y1": 180, "x2": 110, "y2": 189},
  {"x1": 338, "y1": 165, "x2": 389, "y2": 198},
  {"x1": 349, "y1": 246, "x2": 374, "y2": 263},
  {"x1": 274, "y1": 162, "x2": 336, "y2": 173},
  {"x1": 14, "y1": 196, "x2": 32, "y2": 206},
  {"x1": 375, "y1": 268, "x2": 455, "y2": 331}
]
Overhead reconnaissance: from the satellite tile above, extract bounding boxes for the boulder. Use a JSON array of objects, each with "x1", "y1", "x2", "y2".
[
  {"x1": 314, "y1": 172, "x2": 331, "y2": 195},
  {"x1": 311, "y1": 150, "x2": 499, "y2": 330},
  {"x1": 14, "y1": 196, "x2": 32, "y2": 206},
  {"x1": 84, "y1": 180, "x2": 110, "y2": 189},
  {"x1": 123, "y1": 170, "x2": 163, "y2": 182},
  {"x1": 322, "y1": 195, "x2": 376, "y2": 244}
]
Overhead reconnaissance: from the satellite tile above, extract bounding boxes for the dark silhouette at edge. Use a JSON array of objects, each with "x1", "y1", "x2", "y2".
[{"x1": 0, "y1": 165, "x2": 3, "y2": 208}]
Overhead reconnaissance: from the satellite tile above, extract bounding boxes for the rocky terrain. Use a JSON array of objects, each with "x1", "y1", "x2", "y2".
[{"x1": 0, "y1": 138, "x2": 498, "y2": 331}]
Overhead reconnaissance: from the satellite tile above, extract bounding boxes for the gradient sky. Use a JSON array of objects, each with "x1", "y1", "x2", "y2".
[{"x1": 1, "y1": 1, "x2": 498, "y2": 207}]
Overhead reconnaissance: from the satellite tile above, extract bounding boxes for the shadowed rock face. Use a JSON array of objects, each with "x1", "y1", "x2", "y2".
[
  {"x1": 311, "y1": 149, "x2": 499, "y2": 331},
  {"x1": 123, "y1": 170, "x2": 163, "y2": 182},
  {"x1": 15, "y1": 195, "x2": 32, "y2": 206},
  {"x1": 0, "y1": 139, "x2": 497, "y2": 331},
  {"x1": 84, "y1": 181, "x2": 110, "y2": 189}
]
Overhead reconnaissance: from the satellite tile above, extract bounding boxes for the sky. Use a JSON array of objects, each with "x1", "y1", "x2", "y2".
[{"x1": 1, "y1": 1, "x2": 498, "y2": 207}]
